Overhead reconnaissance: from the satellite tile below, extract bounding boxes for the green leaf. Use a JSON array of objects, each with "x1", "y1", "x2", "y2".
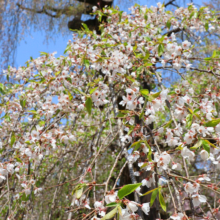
[
  {"x1": 89, "y1": 87, "x2": 98, "y2": 95},
  {"x1": 202, "y1": 139, "x2": 210, "y2": 154},
  {"x1": 186, "y1": 114, "x2": 193, "y2": 128},
  {"x1": 190, "y1": 140, "x2": 202, "y2": 150},
  {"x1": 28, "y1": 110, "x2": 38, "y2": 114},
  {"x1": 55, "y1": 71, "x2": 61, "y2": 76},
  {"x1": 175, "y1": 144, "x2": 183, "y2": 150},
  {"x1": 144, "y1": 37, "x2": 151, "y2": 42},
  {"x1": 140, "y1": 162, "x2": 149, "y2": 169},
  {"x1": 106, "y1": 202, "x2": 118, "y2": 207},
  {"x1": 0, "y1": 83, "x2": 6, "y2": 94},
  {"x1": 140, "y1": 89, "x2": 149, "y2": 98},
  {"x1": 74, "y1": 88, "x2": 88, "y2": 97},
  {"x1": 144, "y1": 14, "x2": 148, "y2": 21},
  {"x1": 133, "y1": 43, "x2": 137, "y2": 52},
  {"x1": 205, "y1": 139, "x2": 217, "y2": 148},
  {"x1": 85, "y1": 97, "x2": 92, "y2": 115},
  {"x1": 204, "y1": 119, "x2": 220, "y2": 127},
  {"x1": 117, "y1": 112, "x2": 126, "y2": 118},
  {"x1": 142, "y1": 187, "x2": 159, "y2": 196},
  {"x1": 72, "y1": 183, "x2": 86, "y2": 196},
  {"x1": 193, "y1": 108, "x2": 200, "y2": 113},
  {"x1": 163, "y1": 120, "x2": 172, "y2": 128},
  {"x1": 10, "y1": 132, "x2": 16, "y2": 147},
  {"x1": 118, "y1": 183, "x2": 142, "y2": 199},
  {"x1": 148, "y1": 91, "x2": 161, "y2": 102},
  {"x1": 205, "y1": 23, "x2": 209, "y2": 32},
  {"x1": 83, "y1": 59, "x2": 90, "y2": 69},
  {"x1": 67, "y1": 91, "x2": 73, "y2": 101},
  {"x1": 101, "y1": 206, "x2": 118, "y2": 220},
  {"x1": 40, "y1": 52, "x2": 48, "y2": 57},
  {"x1": 81, "y1": 23, "x2": 89, "y2": 31},
  {"x1": 150, "y1": 189, "x2": 158, "y2": 206},
  {"x1": 166, "y1": 21, "x2": 171, "y2": 29},
  {"x1": 64, "y1": 45, "x2": 71, "y2": 54},
  {"x1": 129, "y1": 140, "x2": 142, "y2": 150},
  {"x1": 136, "y1": 66, "x2": 143, "y2": 75},
  {"x1": 14, "y1": 156, "x2": 22, "y2": 163},
  {"x1": 194, "y1": 12, "x2": 198, "y2": 18},
  {"x1": 189, "y1": 12, "x2": 194, "y2": 19},
  {"x1": 158, "y1": 44, "x2": 164, "y2": 56},
  {"x1": 147, "y1": 146, "x2": 152, "y2": 162},
  {"x1": 21, "y1": 193, "x2": 29, "y2": 202},
  {"x1": 139, "y1": 98, "x2": 148, "y2": 119},
  {"x1": 20, "y1": 99, "x2": 26, "y2": 109},
  {"x1": 212, "y1": 50, "x2": 217, "y2": 58},
  {"x1": 159, "y1": 190, "x2": 166, "y2": 212},
  {"x1": 188, "y1": 108, "x2": 193, "y2": 114},
  {"x1": 118, "y1": 205, "x2": 122, "y2": 216},
  {"x1": 75, "y1": 187, "x2": 83, "y2": 199}
]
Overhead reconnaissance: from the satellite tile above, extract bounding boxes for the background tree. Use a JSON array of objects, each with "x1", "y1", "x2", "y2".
[{"x1": 0, "y1": 0, "x2": 114, "y2": 80}]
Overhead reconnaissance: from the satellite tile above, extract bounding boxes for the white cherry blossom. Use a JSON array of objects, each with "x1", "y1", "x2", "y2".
[{"x1": 192, "y1": 194, "x2": 207, "y2": 207}]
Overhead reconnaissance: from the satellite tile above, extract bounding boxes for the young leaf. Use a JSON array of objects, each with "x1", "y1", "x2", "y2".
[
  {"x1": 85, "y1": 97, "x2": 92, "y2": 115},
  {"x1": 75, "y1": 187, "x2": 83, "y2": 199},
  {"x1": 175, "y1": 144, "x2": 183, "y2": 150},
  {"x1": 83, "y1": 59, "x2": 90, "y2": 69},
  {"x1": 10, "y1": 132, "x2": 16, "y2": 147},
  {"x1": 20, "y1": 99, "x2": 26, "y2": 108},
  {"x1": 163, "y1": 120, "x2": 172, "y2": 128},
  {"x1": 40, "y1": 52, "x2": 48, "y2": 57},
  {"x1": 205, "y1": 139, "x2": 217, "y2": 148},
  {"x1": 101, "y1": 206, "x2": 118, "y2": 220},
  {"x1": 72, "y1": 183, "x2": 86, "y2": 196},
  {"x1": 150, "y1": 189, "x2": 158, "y2": 206},
  {"x1": 205, "y1": 23, "x2": 209, "y2": 32},
  {"x1": 106, "y1": 202, "x2": 118, "y2": 207},
  {"x1": 166, "y1": 21, "x2": 171, "y2": 29},
  {"x1": 64, "y1": 45, "x2": 71, "y2": 54},
  {"x1": 117, "y1": 206, "x2": 122, "y2": 216},
  {"x1": 158, "y1": 44, "x2": 164, "y2": 56},
  {"x1": 139, "y1": 98, "x2": 148, "y2": 119},
  {"x1": 148, "y1": 91, "x2": 161, "y2": 102},
  {"x1": 82, "y1": 23, "x2": 89, "y2": 31},
  {"x1": 140, "y1": 162, "x2": 149, "y2": 169},
  {"x1": 190, "y1": 140, "x2": 202, "y2": 150},
  {"x1": 144, "y1": 14, "x2": 148, "y2": 21},
  {"x1": 140, "y1": 89, "x2": 149, "y2": 98},
  {"x1": 0, "y1": 83, "x2": 6, "y2": 94},
  {"x1": 118, "y1": 183, "x2": 142, "y2": 199},
  {"x1": 159, "y1": 190, "x2": 166, "y2": 212},
  {"x1": 202, "y1": 140, "x2": 210, "y2": 154},
  {"x1": 117, "y1": 112, "x2": 126, "y2": 118},
  {"x1": 90, "y1": 87, "x2": 98, "y2": 95},
  {"x1": 129, "y1": 140, "x2": 142, "y2": 150},
  {"x1": 212, "y1": 50, "x2": 217, "y2": 58},
  {"x1": 204, "y1": 119, "x2": 220, "y2": 127},
  {"x1": 186, "y1": 114, "x2": 193, "y2": 128},
  {"x1": 14, "y1": 156, "x2": 22, "y2": 163},
  {"x1": 147, "y1": 143, "x2": 152, "y2": 162},
  {"x1": 55, "y1": 71, "x2": 61, "y2": 76},
  {"x1": 142, "y1": 187, "x2": 159, "y2": 196}
]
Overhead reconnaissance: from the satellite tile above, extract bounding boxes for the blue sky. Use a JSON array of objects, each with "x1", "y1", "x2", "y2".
[{"x1": 15, "y1": 0, "x2": 203, "y2": 68}]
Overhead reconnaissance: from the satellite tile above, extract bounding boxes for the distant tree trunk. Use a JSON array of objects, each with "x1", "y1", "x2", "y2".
[{"x1": 68, "y1": 0, "x2": 114, "y2": 32}]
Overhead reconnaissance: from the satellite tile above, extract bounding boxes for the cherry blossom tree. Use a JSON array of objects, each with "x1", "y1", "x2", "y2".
[{"x1": 1, "y1": 2, "x2": 220, "y2": 220}]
